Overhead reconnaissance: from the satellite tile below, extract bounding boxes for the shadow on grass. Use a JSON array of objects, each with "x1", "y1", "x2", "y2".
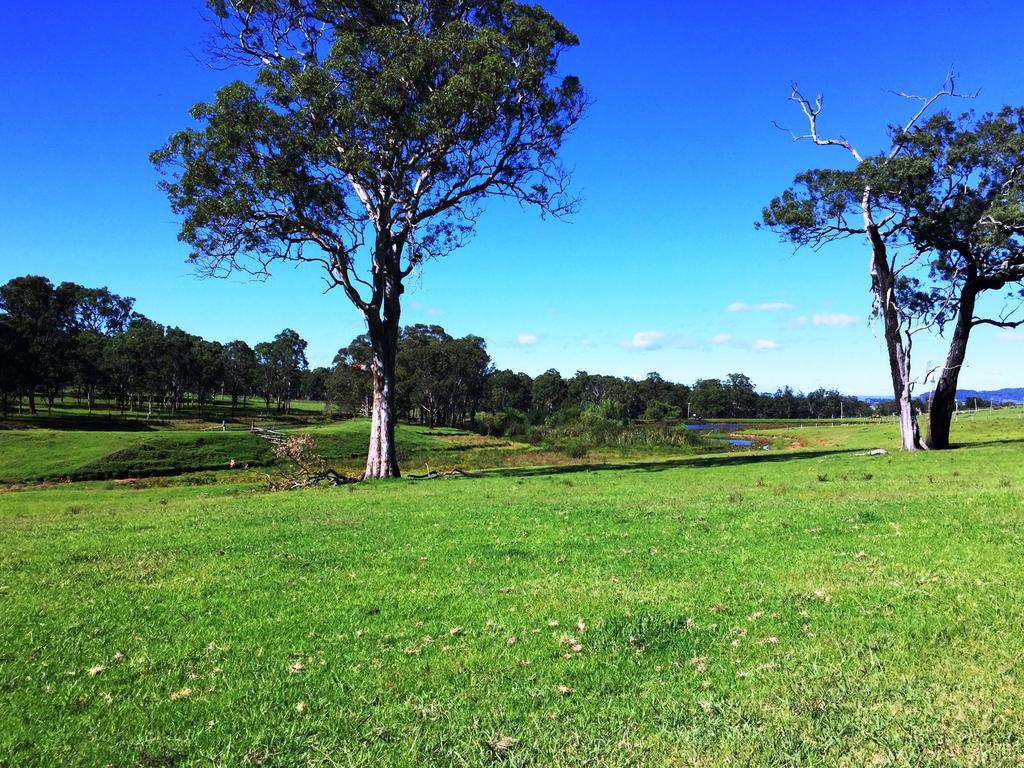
[
  {"x1": 485, "y1": 447, "x2": 864, "y2": 479},
  {"x1": 0, "y1": 415, "x2": 162, "y2": 432},
  {"x1": 944, "y1": 437, "x2": 1024, "y2": 450},
  {"x1": 0, "y1": 410, "x2": 341, "y2": 432}
]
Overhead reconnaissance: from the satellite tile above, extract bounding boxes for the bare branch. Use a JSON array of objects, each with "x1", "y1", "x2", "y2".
[
  {"x1": 783, "y1": 84, "x2": 864, "y2": 162},
  {"x1": 887, "y1": 71, "x2": 977, "y2": 160},
  {"x1": 972, "y1": 317, "x2": 1024, "y2": 329}
]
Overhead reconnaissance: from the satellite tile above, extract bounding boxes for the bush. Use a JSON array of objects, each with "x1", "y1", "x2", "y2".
[
  {"x1": 502, "y1": 408, "x2": 530, "y2": 436},
  {"x1": 544, "y1": 405, "x2": 582, "y2": 428},
  {"x1": 643, "y1": 400, "x2": 682, "y2": 421},
  {"x1": 474, "y1": 411, "x2": 506, "y2": 437},
  {"x1": 565, "y1": 440, "x2": 588, "y2": 458},
  {"x1": 581, "y1": 399, "x2": 625, "y2": 425},
  {"x1": 677, "y1": 428, "x2": 706, "y2": 447},
  {"x1": 475, "y1": 408, "x2": 530, "y2": 437},
  {"x1": 525, "y1": 426, "x2": 546, "y2": 445}
]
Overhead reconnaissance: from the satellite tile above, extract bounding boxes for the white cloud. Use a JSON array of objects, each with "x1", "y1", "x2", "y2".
[
  {"x1": 753, "y1": 339, "x2": 780, "y2": 350},
  {"x1": 624, "y1": 331, "x2": 669, "y2": 350},
  {"x1": 578, "y1": 339, "x2": 592, "y2": 346},
  {"x1": 997, "y1": 330, "x2": 1024, "y2": 342},
  {"x1": 515, "y1": 333, "x2": 539, "y2": 346},
  {"x1": 813, "y1": 313, "x2": 859, "y2": 327},
  {"x1": 727, "y1": 301, "x2": 795, "y2": 313},
  {"x1": 408, "y1": 301, "x2": 444, "y2": 317},
  {"x1": 710, "y1": 333, "x2": 732, "y2": 344}
]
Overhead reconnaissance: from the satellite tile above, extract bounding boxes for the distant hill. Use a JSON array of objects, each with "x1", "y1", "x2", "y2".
[
  {"x1": 948, "y1": 388, "x2": 1024, "y2": 404},
  {"x1": 862, "y1": 388, "x2": 1024, "y2": 405}
]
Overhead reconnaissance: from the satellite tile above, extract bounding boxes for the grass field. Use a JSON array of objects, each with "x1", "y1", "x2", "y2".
[
  {"x1": 1, "y1": 410, "x2": 1023, "y2": 765},
  {"x1": 0, "y1": 395, "x2": 333, "y2": 432},
  {"x1": 0, "y1": 422, "x2": 515, "y2": 484},
  {"x1": 0, "y1": 417, "x2": 716, "y2": 485}
]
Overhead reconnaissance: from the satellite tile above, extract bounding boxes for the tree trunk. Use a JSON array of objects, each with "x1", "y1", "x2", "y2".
[
  {"x1": 364, "y1": 316, "x2": 400, "y2": 478},
  {"x1": 926, "y1": 288, "x2": 976, "y2": 450},
  {"x1": 28, "y1": 390, "x2": 36, "y2": 414},
  {"x1": 867, "y1": 224, "x2": 925, "y2": 451},
  {"x1": 363, "y1": 255, "x2": 403, "y2": 479}
]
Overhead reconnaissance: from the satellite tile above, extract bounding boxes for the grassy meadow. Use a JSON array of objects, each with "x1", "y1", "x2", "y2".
[{"x1": 1, "y1": 409, "x2": 1023, "y2": 765}]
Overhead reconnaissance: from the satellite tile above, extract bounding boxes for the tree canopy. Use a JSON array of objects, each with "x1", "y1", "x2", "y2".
[
  {"x1": 153, "y1": 0, "x2": 586, "y2": 477},
  {"x1": 762, "y1": 88, "x2": 1024, "y2": 449}
]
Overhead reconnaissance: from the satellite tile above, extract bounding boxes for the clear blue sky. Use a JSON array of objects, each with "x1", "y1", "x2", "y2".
[{"x1": 3, "y1": 1, "x2": 1023, "y2": 394}]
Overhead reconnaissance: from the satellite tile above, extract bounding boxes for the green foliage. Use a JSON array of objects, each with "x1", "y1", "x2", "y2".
[
  {"x1": 564, "y1": 439, "x2": 588, "y2": 458},
  {"x1": 760, "y1": 99, "x2": 1024, "y2": 450},
  {"x1": 484, "y1": 369, "x2": 534, "y2": 413},
  {"x1": 642, "y1": 399, "x2": 681, "y2": 421},
  {"x1": 152, "y1": 0, "x2": 586, "y2": 300},
  {"x1": 254, "y1": 329, "x2": 309, "y2": 412},
  {"x1": 582, "y1": 399, "x2": 626, "y2": 425},
  {"x1": 0, "y1": 317, "x2": 29, "y2": 411},
  {"x1": 689, "y1": 378, "x2": 729, "y2": 419},
  {"x1": 473, "y1": 410, "x2": 505, "y2": 437},
  {"x1": 531, "y1": 368, "x2": 568, "y2": 417},
  {"x1": 396, "y1": 325, "x2": 491, "y2": 427},
  {"x1": 0, "y1": 275, "x2": 135, "y2": 413}
]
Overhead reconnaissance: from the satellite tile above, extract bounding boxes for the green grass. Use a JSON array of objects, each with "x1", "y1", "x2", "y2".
[
  {"x1": 0, "y1": 429, "x2": 142, "y2": 483},
  {"x1": 0, "y1": 429, "x2": 274, "y2": 483},
  {"x1": 1, "y1": 394, "x2": 333, "y2": 430},
  {"x1": 0, "y1": 419, "x2": 558, "y2": 484},
  {"x1": 0, "y1": 422, "x2": 471, "y2": 483},
  {"x1": 1, "y1": 410, "x2": 1023, "y2": 765}
]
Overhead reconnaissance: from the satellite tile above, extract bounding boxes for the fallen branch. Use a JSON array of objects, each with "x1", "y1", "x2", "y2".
[
  {"x1": 407, "y1": 468, "x2": 477, "y2": 480},
  {"x1": 258, "y1": 432, "x2": 359, "y2": 489}
]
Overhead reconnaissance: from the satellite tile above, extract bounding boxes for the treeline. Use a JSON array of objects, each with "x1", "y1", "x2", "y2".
[
  {"x1": 471, "y1": 371, "x2": 874, "y2": 437},
  {"x1": 1, "y1": 274, "x2": 876, "y2": 425},
  {"x1": 328, "y1": 334, "x2": 875, "y2": 434},
  {"x1": 0, "y1": 275, "x2": 313, "y2": 417}
]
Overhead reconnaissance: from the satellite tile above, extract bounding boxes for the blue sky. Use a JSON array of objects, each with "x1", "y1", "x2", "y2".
[{"x1": 2, "y1": 1, "x2": 1024, "y2": 394}]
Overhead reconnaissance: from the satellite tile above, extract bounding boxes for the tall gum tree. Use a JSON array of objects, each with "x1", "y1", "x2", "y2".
[
  {"x1": 897, "y1": 108, "x2": 1024, "y2": 448},
  {"x1": 153, "y1": 0, "x2": 586, "y2": 478},
  {"x1": 761, "y1": 78, "x2": 973, "y2": 451}
]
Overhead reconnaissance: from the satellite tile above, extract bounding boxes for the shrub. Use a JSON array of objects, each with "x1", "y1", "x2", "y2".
[
  {"x1": 582, "y1": 399, "x2": 625, "y2": 425},
  {"x1": 643, "y1": 400, "x2": 682, "y2": 421},
  {"x1": 525, "y1": 426, "x2": 546, "y2": 445},
  {"x1": 474, "y1": 411, "x2": 506, "y2": 437},
  {"x1": 565, "y1": 441, "x2": 588, "y2": 458}
]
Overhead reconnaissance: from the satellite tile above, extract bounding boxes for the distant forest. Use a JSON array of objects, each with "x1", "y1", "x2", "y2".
[{"x1": 0, "y1": 274, "x2": 940, "y2": 430}]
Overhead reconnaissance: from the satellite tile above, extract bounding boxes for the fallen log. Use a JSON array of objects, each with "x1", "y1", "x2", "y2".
[{"x1": 407, "y1": 468, "x2": 477, "y2": 480}]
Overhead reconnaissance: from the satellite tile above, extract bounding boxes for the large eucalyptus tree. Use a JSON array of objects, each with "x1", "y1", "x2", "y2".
[
  {"x1": 900, "y1": 107, "x2": 1024, "y2": 448},
  {"x1": 153, "y1": 0, "x2": 585, "y2": 477},
  {"x1": 762, "y1": 81, "x2": 1024, "y2": 450},
  {"x1": 761, "y1": 78, "x2": 969, "y2": 451}
]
